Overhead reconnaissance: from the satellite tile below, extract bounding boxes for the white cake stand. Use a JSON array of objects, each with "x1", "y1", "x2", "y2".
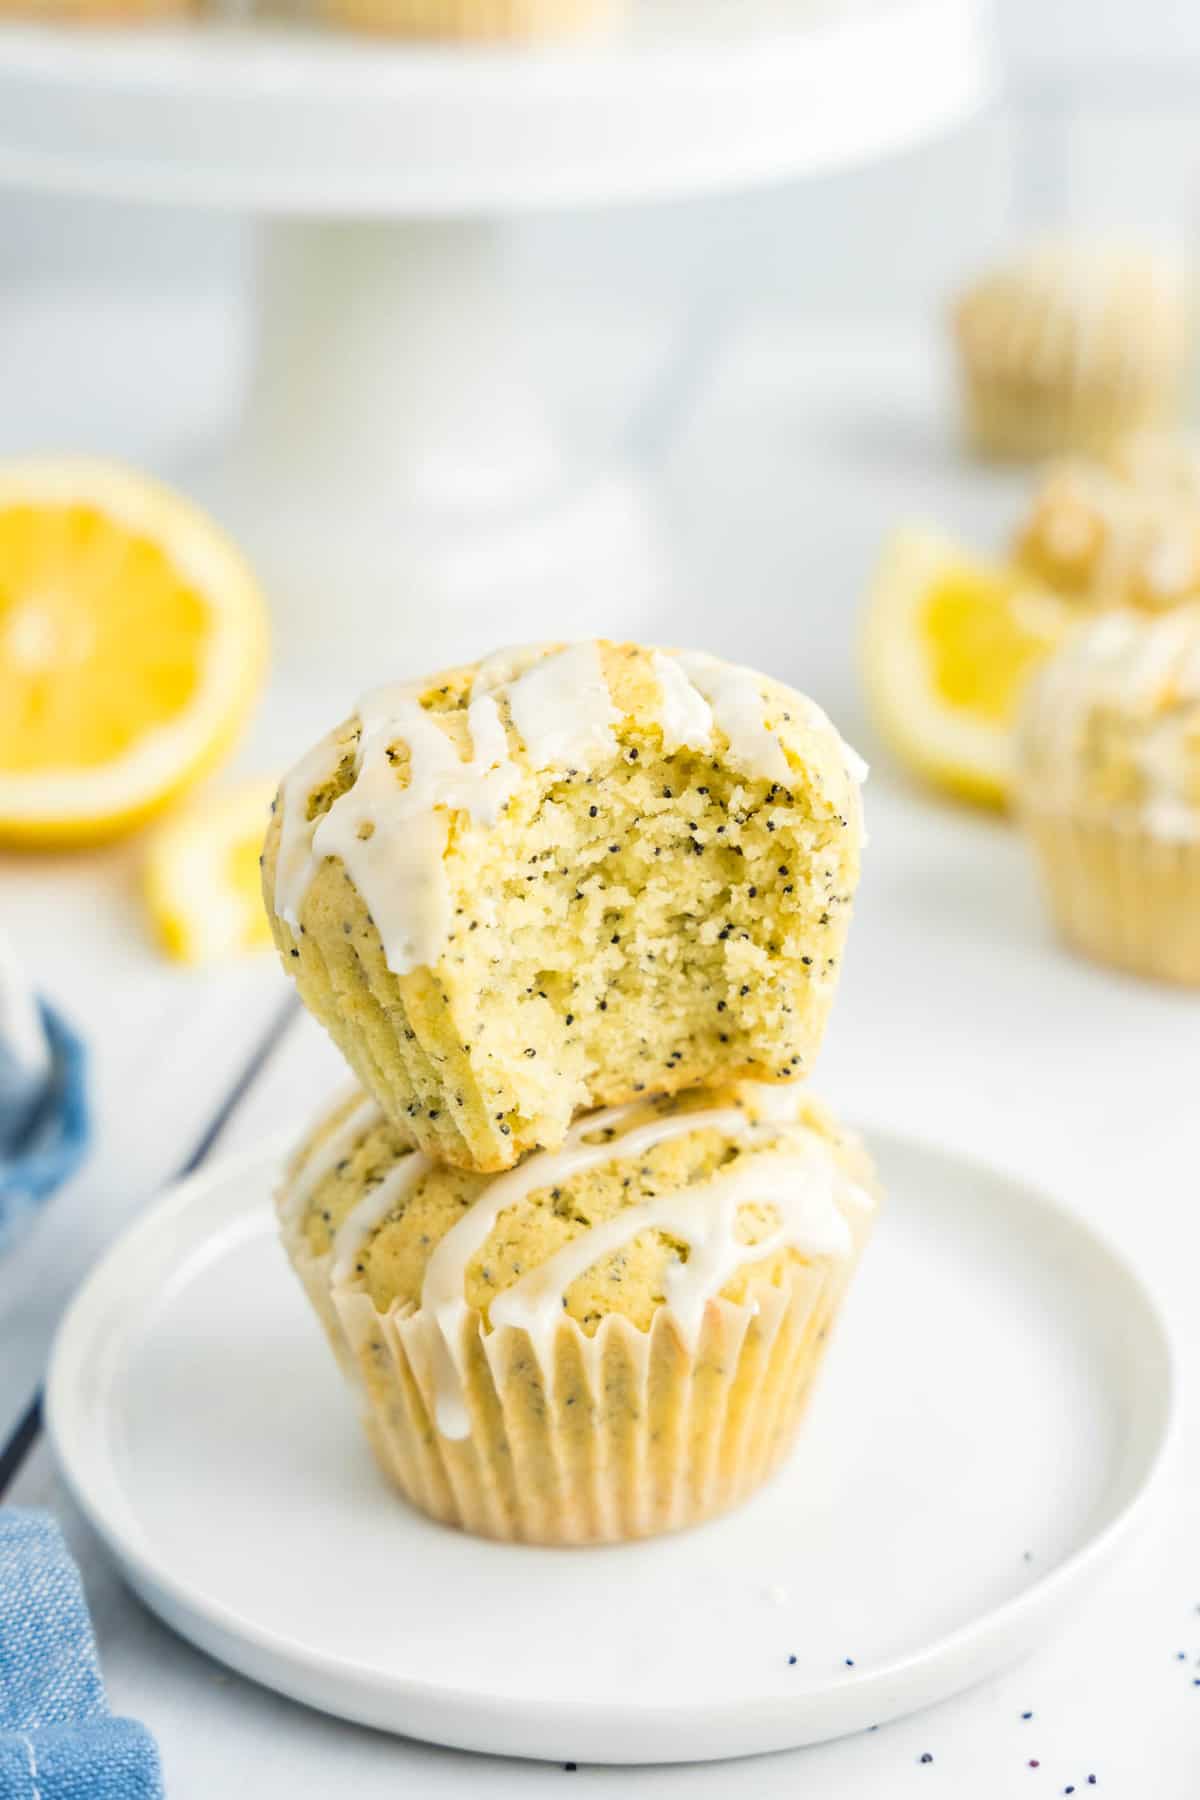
[{"x1": 0, "y1": 0, "x2": 987, "y2": 672}]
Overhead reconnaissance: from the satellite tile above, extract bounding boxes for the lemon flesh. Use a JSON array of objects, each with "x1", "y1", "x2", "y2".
[
  {"x1": 0, "y1": 461, "x2": 267, "y2": 845},
  {"x1": 863, "y1": 528, "x2": 1071, "y2": 807}
]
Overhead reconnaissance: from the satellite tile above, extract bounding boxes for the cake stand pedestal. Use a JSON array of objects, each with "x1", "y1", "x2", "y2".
[{"x1": 0, "y1": 0, "x2": 988, "y2": 673}]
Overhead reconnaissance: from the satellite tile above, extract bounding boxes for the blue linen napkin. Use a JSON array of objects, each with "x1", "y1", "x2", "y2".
[
  {"x1": 0, "y1": 1510, "x2": 163, "y2": 1799},
  {"x1": 0, "y1": 1000, "x2": 90, "y2": 1255}
]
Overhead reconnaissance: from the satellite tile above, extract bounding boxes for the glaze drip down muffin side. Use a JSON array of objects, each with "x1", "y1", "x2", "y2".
[
  {"x1": 261, "y1": 641, "x2": 866, "y2": 1173},
  {"x1": 277, "y1": 1079, "x2": 879, "y2": 1546}
]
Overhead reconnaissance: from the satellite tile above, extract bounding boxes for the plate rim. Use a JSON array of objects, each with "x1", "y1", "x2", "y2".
[{"x1": 45, "y1": 1125, "x2": 1177, "y2": 1763}]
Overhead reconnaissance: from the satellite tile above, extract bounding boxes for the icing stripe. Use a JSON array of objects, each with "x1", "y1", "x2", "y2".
[
  {"x1": 651, "y1": 649, "x2": 713, "y2": 753},
  {"x1": 421, "y1": 1095, "x2": 864, "y2": 1438},
  {"x1": 504, "y1": 642, "x2": 619, "y2": 772},
  {"x1": 672, "y1": 651, "x2": 792, "y2": 788},
  {"x1": 279, "y1": 1092, "x2": 383, "y2": 1231},
  {"x1": 488, "y1": 1148, "x2": 852, "y2": 1350},
  {"x1": 308, "y1": 686, "x2": 519, "y2": 976},
  {"x1": 331, "y1": 1152, "x2": 433, "y2": 1288}
]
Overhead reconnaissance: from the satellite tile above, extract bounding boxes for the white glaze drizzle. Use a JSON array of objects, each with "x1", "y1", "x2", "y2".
[
  {"x1": 672, "y1": 651, "x2": 792, "y2": 787},
  {"x1": 651, "y1": 649, "x2": 714, "y2": 753},
  {"x1": 504, "y1": 641, "x2": 619, "y2": 772},
  {"x1": 273, "y1": 644, "x2": 615, "y2": 976},
  {"x1": 669, "y1": 650, "x2": 869, "y2": 791},
  {"x1": 279, "y1": 1091, "x2": 383, "y2": 1231},
  {"x1": 330, "y1": 1151, "x2": 433, "y2": 1288},
  {"x1": 421, "y1": 1093, "x2": 864, "y2": 1439},
  {"x1": 273, "y1": 730, "x2": 347, "y2": 931},
  {"x1": 306, "y1": 683, "x2": 520, "y2": 976},
  {"x1": 830, "y1": 722, "x2": 871, "y2": 786},
  {"x1": 488, "y1": 1148, "x2": 851, "y2": 1352},
  {"x1": 469, "y1": 642, "x2": 556, "y2": 699}
]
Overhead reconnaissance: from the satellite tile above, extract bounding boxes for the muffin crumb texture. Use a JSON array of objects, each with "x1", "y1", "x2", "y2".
[{"x1": 262, "y1": 641, "x2": 864, "y2": 1171}]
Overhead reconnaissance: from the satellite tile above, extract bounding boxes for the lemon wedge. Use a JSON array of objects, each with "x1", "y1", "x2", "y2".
[
  {"x1": 0, "y1": 459, "x2": 267, "y2": 845},
  {"x1": 863, "y1": 527, "x2": 1073, "y2": 807},
  {"x1": 145, "y1": 777, "x2": 279, "y2": 964}
]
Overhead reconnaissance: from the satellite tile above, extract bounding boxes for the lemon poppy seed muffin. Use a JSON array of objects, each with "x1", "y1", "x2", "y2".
[
  {"x1": 952, "y1": 244, "x2": 1188, "y2": 462},
  {"x1": 278, "y1": 1078, "x2": 879, "y2": 1545},
  {"x1": 1014, "y1": 460, "x2": 1200, "y2": 614},
  {"x1": 1016, "y1": 605, "x2": 1200, "y2": 983},
  {"x1": 262, "y1": 641, "x2": 865, "y2": 1174}
]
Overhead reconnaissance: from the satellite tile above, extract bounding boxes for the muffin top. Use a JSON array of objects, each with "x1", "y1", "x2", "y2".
[
  {"x1": 280, "y1": 1077, "x2": 876, "y2": 1429},
  {"x1": 265, "y1": 639, "x2": 866, "y2": 982},
  {"x1": 1017, "y1": 605, "x2": 1200, "y2": 835},
  {"x1": 1014, "y1": 460, "x2": 1200, "y2": 613},
  {"x1": 953, "y1": 242, "x2": 1186, "y2": 380}
]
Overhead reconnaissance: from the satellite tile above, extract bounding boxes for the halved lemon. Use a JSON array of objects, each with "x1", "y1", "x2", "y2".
[
  {"x1": 862, "y1": 527, "x2": 1073, "y2": 807},
  {"x1": 145, "y1": 777, "x2": 279, "y2": 964},
  {"x1": 0, "y1": 459, "x2": 267, "y2": 846}
]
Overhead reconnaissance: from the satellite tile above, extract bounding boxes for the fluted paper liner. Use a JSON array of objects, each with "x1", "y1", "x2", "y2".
[
  {"x1": 959, "y1": 366, "x2": 1176, "y2": 463},
  {"x1": 316, "y1": 1228, "x2": 868, "y2": 1547},
  {"x1": 286, "y1": 1239, "x2": 363, "y2": 1385},
  {"x1": 1023, "y1": 806, "x2": 1200, "y2": 986}
]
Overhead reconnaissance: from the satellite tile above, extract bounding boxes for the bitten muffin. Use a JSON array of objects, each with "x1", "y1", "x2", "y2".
[
  {"x1": 1016, "y1": 605, "x2": 1200, "y2": 983},
  {"x1": 1014, "y1": 458, "x2": 1200, "y2": 614},
  {"x1": 262, "y1": 641, "x2": 866, "y2": 1173},
  {"x1": 952, "y1": 244, "x2": 1189, "y2": 462},
  {"x1": 320, "y1": 0, "x2": 618, "y2": 39},
  {"x1": 278, "y1": 1078, "x2": 879, "y2": 1545}
]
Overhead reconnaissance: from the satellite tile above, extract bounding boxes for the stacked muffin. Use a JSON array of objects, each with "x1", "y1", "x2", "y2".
[{"x1": 263, "y1": 640, "x2": 877, "y2": 1543}]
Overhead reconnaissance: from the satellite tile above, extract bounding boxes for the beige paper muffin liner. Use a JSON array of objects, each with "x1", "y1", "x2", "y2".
[
  {"x1": 321, "y1": 0, "x2": 617, "y2": 39},
  {"x1": 325, "y1": 1227, "x2": 868, "y2": 1547},
  {"x1": 286, "y1": 1238, "x2": 364, "y2": 1386},
  {"x1": 1023, "y1": 806, "x2": 1200, "y2": 985},
  {"x1": 958, "y1": 364, "x2": 1176, "y2": 464}
]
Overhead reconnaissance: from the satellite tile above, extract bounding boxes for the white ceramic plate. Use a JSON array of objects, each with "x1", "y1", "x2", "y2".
[{"x1": 47, "y1": 1130, "x2": 1173, "y2": 1765}]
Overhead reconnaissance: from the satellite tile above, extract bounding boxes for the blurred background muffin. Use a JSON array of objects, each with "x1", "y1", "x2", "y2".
[
  {"x1": 1014, "y1": 456, "x2": 1200, "y2": 613},
  {"x1": 1016, "y1": 605, "x2": 1200, "y2": 983},
  {"x1": 951, "y1": 243, "x2": 1190, "y2": 463}
]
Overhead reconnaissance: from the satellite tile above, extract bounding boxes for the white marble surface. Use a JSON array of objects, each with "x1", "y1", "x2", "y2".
[{"x1": 3, "y1": 290, "x2": 1199, "y2": 1794}]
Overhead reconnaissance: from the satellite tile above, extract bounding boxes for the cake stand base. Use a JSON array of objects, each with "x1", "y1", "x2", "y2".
[{"x1": 200, "y1": 216, "x2": 671, "y2": 678}]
